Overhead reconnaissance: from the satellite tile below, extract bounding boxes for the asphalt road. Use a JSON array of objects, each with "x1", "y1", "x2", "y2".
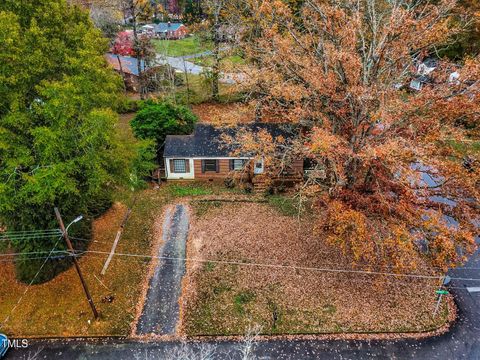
[
  {"x1": 4, "y1": 232, "x2": 480, "y2": 359},
  {"x1": 155, "y1": 54, "x2": 245, "y2": 84},
  {"x1": 136, "y1": 205, "x2": 189, "y2": 335}
]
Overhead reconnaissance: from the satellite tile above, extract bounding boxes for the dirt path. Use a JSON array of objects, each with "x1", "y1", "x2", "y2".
[{"x1": 136, "y1": 204, "x2": 189, "y2": 335}]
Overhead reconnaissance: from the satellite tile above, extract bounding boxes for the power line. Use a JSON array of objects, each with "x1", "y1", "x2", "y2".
[
  {"x1": 0, "y1": 232, "x2": 61, "y2": 237},
  {"x1": 0, "y1": 229, "x2": 60, "y2": 234},
  {"x1": 0, "y1": 229, "x2": 61, "y2": 236},
  {"x1": 0, "y1": 234, "x2": 64, "y2": 242},
  {"x1": 82, "y1": 250, "x2": 480, "y2": 283},
  {"x1": 0, "y1": 229, "x2": 62, "y2": 241},
  {"x1": 2, "y1": 252, "x2": 472, "y2": 291},
  {"x1": 3, "y1": 246, "x2": 477, "y2": 281},
  {"x1": 0, "y1": 250, "x2": 69, "y2": 257},
  {"x1": 0, "y1": 254, "x2": 77, "y2": 263}
]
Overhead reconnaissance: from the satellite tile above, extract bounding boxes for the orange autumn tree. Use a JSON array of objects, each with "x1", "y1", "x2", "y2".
[{"x1": 234, "y1": 0, "x2": 480, "y2": 272}]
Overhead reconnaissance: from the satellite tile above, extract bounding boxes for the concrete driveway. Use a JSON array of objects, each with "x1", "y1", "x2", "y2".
[{"x1": 136, "y1": 205, "x2": 189, "y2": 336}]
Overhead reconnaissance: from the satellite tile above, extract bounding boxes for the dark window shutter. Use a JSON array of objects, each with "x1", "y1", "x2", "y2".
[
  {"x1": 185, "y1": 160, "x2": 190, "y2": 173},
  {"x1": 216, "y1": 160, "x2": 220, "y2": 173},
  {"x1": 169, "y1": 159, "x2": 174, "y2": 172},
  {"x1": 201, "y1": 160, "x2": 206, "y2": 173},
  {"x1": 229, "y1": 159, "x2": 234, "y2": 171}
]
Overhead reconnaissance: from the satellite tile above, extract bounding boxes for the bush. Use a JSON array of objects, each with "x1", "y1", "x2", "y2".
[{"x1": 130, "y1": 101, "x2": 198, "y2": 155}]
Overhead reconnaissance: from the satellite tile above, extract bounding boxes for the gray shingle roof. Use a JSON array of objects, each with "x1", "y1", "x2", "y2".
[
  {"x1": 164, "y1": 123, "x2": 297, "y2": 158},
  {"x1": 106, "y1": 53, "x2": 147, "y2": 76}
]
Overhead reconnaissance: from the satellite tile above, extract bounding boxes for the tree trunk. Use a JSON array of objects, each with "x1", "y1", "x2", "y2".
[
  {"x1": 116, "y1": 55, "x2": 127, "y2": 92},
  {"x1": 211, "y1": 16, "x2": 220, "y2": 101},
  {"x1": 131, "y1": 5, "x2": 145, "y2": 100}
]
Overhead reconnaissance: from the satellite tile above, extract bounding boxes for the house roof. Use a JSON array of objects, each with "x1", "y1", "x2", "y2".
[
  {"x1": 164, "y1": 123, "x2": 298, "y2": 158},
  {"x1": 153, "y1": 22, "x2": 185, "y2": 33},
  {"x1": 106, "y1": 53, "x2": 146, "y2": 76}
]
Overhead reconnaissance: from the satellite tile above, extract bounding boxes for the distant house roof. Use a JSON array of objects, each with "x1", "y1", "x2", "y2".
[
  {"x1": 153, "y1": 22, "x2": 185, "y2": 33},
  {"x1": 164, "y1": 123, "x2": 298, "y2": 158},
  {"x1": 106, "y1": 53, "x2": 147, "y2": 76}
]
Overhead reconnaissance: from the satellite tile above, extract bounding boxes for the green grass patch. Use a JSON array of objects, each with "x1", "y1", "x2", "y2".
[
  {"x1": 204, "y1": 261, "x2": 217, "y2": 272},
  {"x1": 167, "y1": 184, "x2": 214, "y2": 197},
  {"x1": 192, "y1": 54, "x2": 246, "y2": 67},
  {"x1": 267, "y1": 195, "x2": 302, "y2": 217},
  {"x1": 322, "y1": 304, "x2": 337, "y2": 315},
  {"x1": 234, "y1": 290, "x2": 256, "y2": 315},
  {"x1": 153, "y1": 35, "x2": 212, "y2": 57},
  {"x1": 445, "y1": 139, "x2": 480, "y2": 156}
]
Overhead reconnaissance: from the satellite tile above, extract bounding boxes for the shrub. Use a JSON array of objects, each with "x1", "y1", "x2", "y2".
[{"x1": 130, "y1": 101, "x2": 198, "y2": 155}]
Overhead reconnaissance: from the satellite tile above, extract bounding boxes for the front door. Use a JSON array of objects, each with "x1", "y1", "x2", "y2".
[{"x1": 254, "y1": 158, "x2": 264, "y2": 174}]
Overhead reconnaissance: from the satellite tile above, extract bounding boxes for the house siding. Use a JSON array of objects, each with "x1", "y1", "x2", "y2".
[
  {"x1": 194, "y1": 159, "x2": 231, "y2": 179},
  {"x1": 164, "y1": 157, "x2": 304, "y2": 182},
  {"x1": 291, "y1": 159, "x2": 304, "y2": 174}
]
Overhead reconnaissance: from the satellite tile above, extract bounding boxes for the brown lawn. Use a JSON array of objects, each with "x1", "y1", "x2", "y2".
[{"x1": 180, "y1": 201, "x2": 450, "y2": 336}]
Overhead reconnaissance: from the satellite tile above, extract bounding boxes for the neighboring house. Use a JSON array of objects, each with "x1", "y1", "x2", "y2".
[
  {"x1": 141, "y1": 22, "x2": 188, "y2": 40},
  {"x1": 163, "y1": 124, "x2": 303, "y2": 188},
  {"x1": 139, "y1": 24, "x2": 156, "y2": 37},
  {"x1": 106, "y1": 53, "x2": 147, "y2": 92},
  {"x1": 106, "y1": 53, "x2": 177, "y2": 93}
]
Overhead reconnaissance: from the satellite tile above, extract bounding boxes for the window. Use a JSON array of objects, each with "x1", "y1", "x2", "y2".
[
  {"x1": 172, "y1": 159, "x2": 187, "y2": 173},
  {"x1": 202, "y1": 159, "x2": 218, "y2": 172},
  {"x1": 232, "y1": 159, "x2": 246, "y2": 171}
]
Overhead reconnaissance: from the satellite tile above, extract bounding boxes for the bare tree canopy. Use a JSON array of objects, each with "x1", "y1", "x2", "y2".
[{"x1": 234, "y1": 0, "x2": 480, "y2": 272}]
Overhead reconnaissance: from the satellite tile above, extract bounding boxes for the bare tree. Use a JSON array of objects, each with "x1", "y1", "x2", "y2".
[{"x1": 120, "y1": 0, "x2": 154, "y2": 98}]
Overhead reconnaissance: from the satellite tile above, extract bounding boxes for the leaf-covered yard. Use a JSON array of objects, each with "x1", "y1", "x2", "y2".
[{"x1": 180, "y1": 202, "x2": 451, "y2": 336}]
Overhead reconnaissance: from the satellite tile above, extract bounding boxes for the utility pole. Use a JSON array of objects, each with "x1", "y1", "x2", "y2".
[{"x1": 54, "y1": 208, "x2": 99, "y2": 319}]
